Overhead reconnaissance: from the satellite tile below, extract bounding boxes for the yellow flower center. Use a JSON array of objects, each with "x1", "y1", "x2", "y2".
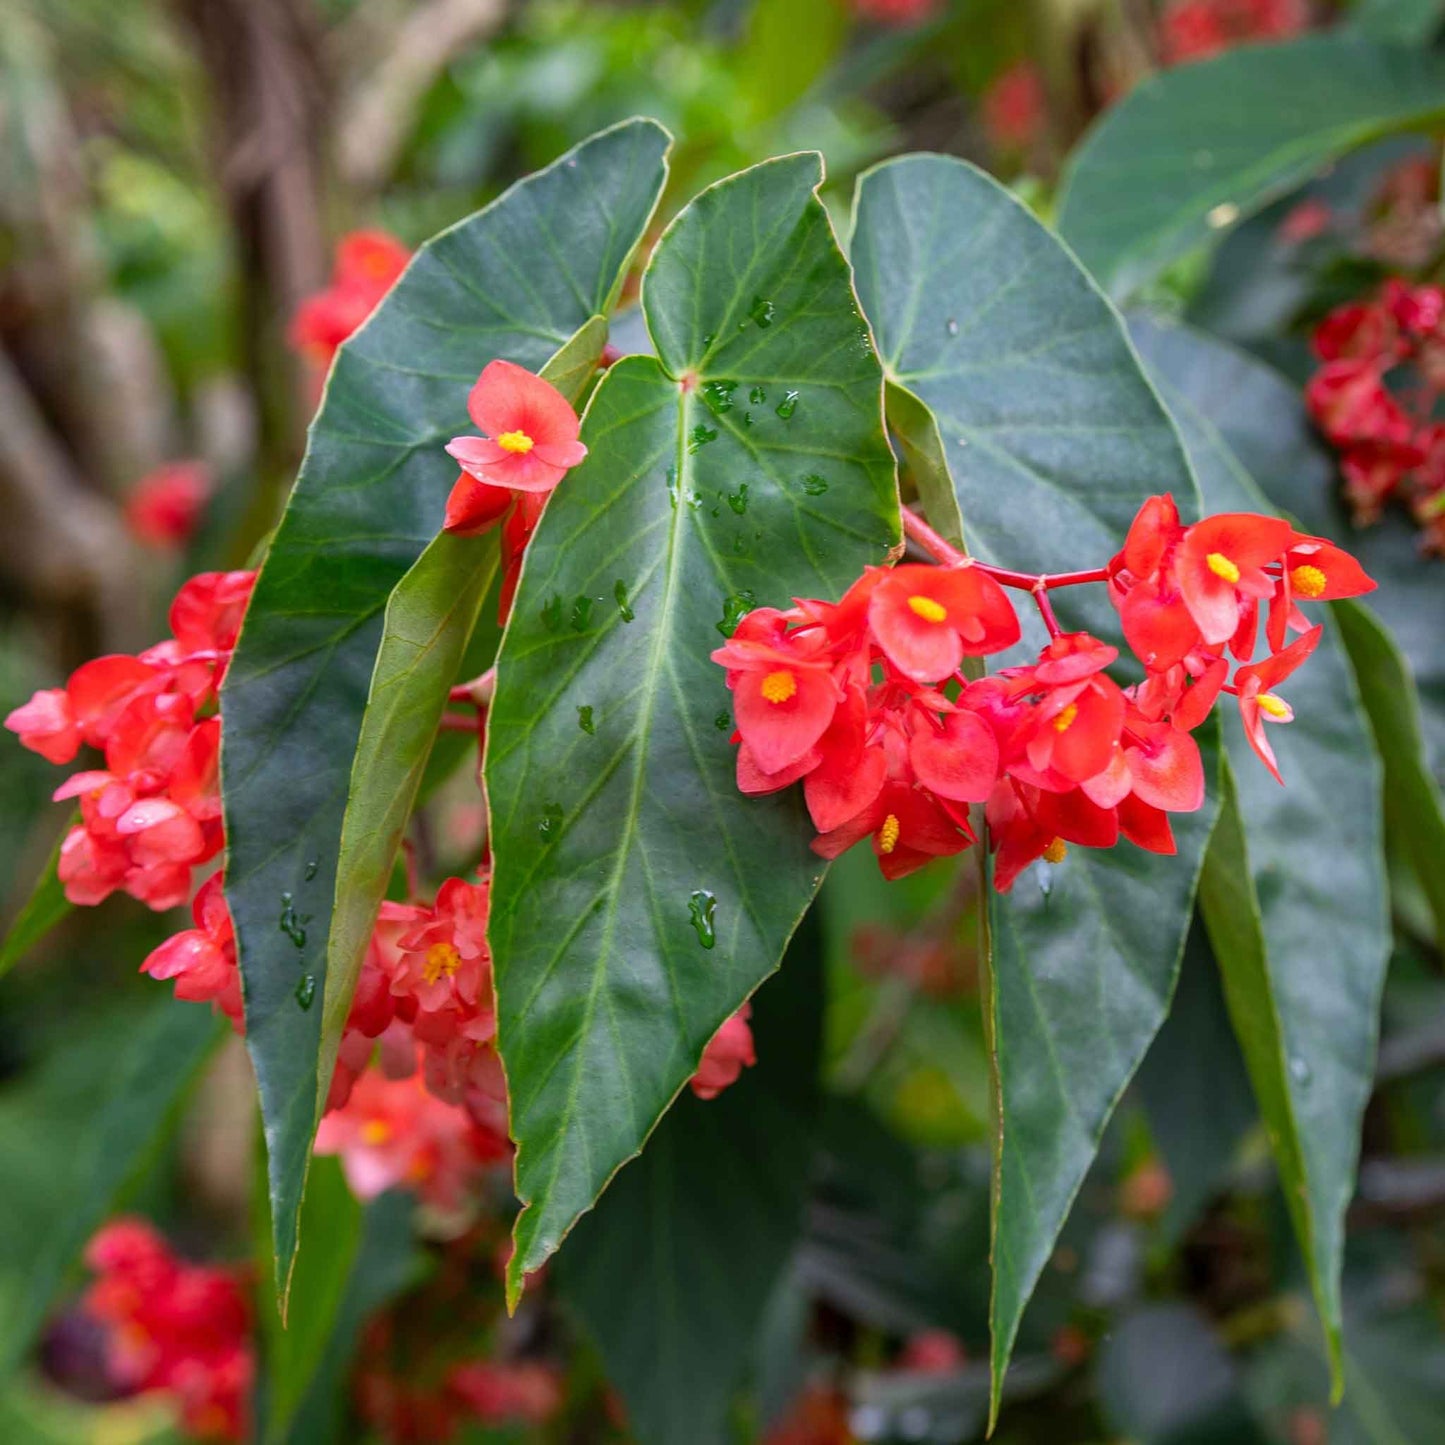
[
  {"x1": 878, "y1": 813, "x2": 901, "y2": 854},
  {"x1": 360, "y1": 1119, "x2": 392, "y2": 1145},
  {"x1": 1205, "y1": 551, "x2": 1240, "y2": 584},
  {"x1": 1257, "y1": 692, "x2": 1290, "y2": 720},
  {"x1": 907, "y1": 595, "x2": 948, "y2": 623},
  {"x1": 1053, "y1": 703, "x2": 1079, "y2": 733},
  {"x1": 423, "y1": 941, "x2": 462, "y2": 985},
  {"x1": 1042, "y1": 837, "x2": 1067, "y2": 865},
  {"x1": 1289, "y1": 564, "x2": 1327, "y2": 599},
  {"x1": 760, "y1": 670, "x2": 797, "y2": 704},
  {"x1": 497, "y1": 429, "x2": 535, "y2": 455}
]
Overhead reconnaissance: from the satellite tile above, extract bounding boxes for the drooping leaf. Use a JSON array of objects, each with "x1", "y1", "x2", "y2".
[
  {"x1": 560, "y1": 912, "x2": 824, "y2": 1445},
  {"x1": 0, "y1": 825, "x2": 71, "y2": 981},
  {"x1": 255, "y1": 1155, "x2": 361, "y2": 1444},
  {"x1": 0, "y1": 1000, "x2": 225, "y2": 1376},
  {"x1": 851, "y1": 154, "x2": 1216, "y2": 1421},
  {"x1": 487, "y1": 152, "x2": 899, "y2": 1301},
  {"x1": 1056, "y1": 36, "x2": 1445, "y2": 298},
  {"x1": 221, "y1": 119, "x2": 669, "y2": 1292},
  {"x1": 1132, "y1": 313, "x2": 1390, "y2": 1391}
]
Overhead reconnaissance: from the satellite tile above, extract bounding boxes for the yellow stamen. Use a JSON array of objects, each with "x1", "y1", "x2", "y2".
[
  {"x1": 423, "y1": 941, "x2": 462, "y2": 985},
  {"x1": 360, "y1": 1119, "x2": 392, "y2": 1145},
  {"x1": 1205, "y1": 551, "x2": 1240, "y2": 584},
  {"x1": 907, "y1": 595, "x2": 948, "y2": 623},
  {"x1": 878, "y1": 813, "x2": 901, "y2": 854},
  {"x1": 1042, "y1": 837, "x2": 1067, "y2": 865},
  {"x1": 760, "y1": 670, "x2": 797, "y2": 705},
  {"x1": 1257, "y1": 692, "x2": 1290, "y2": 720},
  {"x1": 496, "y1": 429, "x2": 535, "y2": 455},
  {"x1": 1053, "y1": 703, "x2": 1079, "y2": 733},
  {"x1": 1289, "y1": 564, "x2": 1327, "y2": 599}
]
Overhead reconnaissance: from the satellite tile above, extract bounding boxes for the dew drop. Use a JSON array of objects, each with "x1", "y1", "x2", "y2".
[
  {"x1": 541, "y1": 594, "x2": 564, "y2": 632},
  {"x1": 946, "y1": 318, "x2": 959, "y2": 336},
  {"x1": 749, "y1": 385, "x2": 767, "y2": 405},
  {"x1": 613, "y1": 579, "x2": 635, "y2": 622},
  {"x1": 1206, "y1": 201, "x2": 1239, "y2": 229},
  {"x1": 732, "y1": 536, "x2": 747, "y2": 555},
  {"x1": 714, "y1": 710, "x2": 731, "y2": 731},
  {"x1": 741, "y1": 411, "x2": 753, "y2": 428},
  {"x1": 538, "y1": 803, "x2": 563, "y2": 841},
  {"x1": 688, "y1": 424, "x2": 718, "y2": 453},
  {"x1": 716, "y1": 590, "x2": 756, "y2": 637},
  {"x1": 577, "y1": 705, "x2": 595, "y2": 735},
  {"x1": 1289, "y1": 1056, "x2": 1313, "y2": 1086},
  {"x1": 701, "y1": 332, "x2": 716, "y2": 350},
  {"x1": 726, "y1": 483, "x2": 749, "y2": 515},
  {"x1": 666, "y1": 464, "x2": 679, "y2": 509},
  {"x1": 303, "y1": 858, "x2": 318, "y2": 881},
  {"x1": 688, "y1": 890, "x2": 717, "y2": 948},
  {"x1": 295, "y1": 973, "x2": 316, "y2": 1010},
  {"x1": 749, "y1": 296, "x2": 775, "y2": 328},
  {"x1": 801, "y1": 473, "x2": 829, "y2": 496},
  {"x1": 570, "y1": 595, "x2": 593, "y2": 632},
  {"x1": 278, "y1": 892, "x2": 307, "y2": 949},
  {"x1": 701, "y1": 379, "x2": 738, "y2": 415},
  {"x1": 775, "y1": 390, "x2": 799, "y2": 420}
]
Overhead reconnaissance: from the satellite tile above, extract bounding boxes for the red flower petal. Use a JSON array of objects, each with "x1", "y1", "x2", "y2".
[{"x1": 467, "y1": 359, "x2": 581, "y2": 450}]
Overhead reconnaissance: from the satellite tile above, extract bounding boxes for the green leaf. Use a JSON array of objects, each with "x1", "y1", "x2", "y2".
[
  {"x1": 1056, "y1": 37, "x2": 1445, "y2": 298},
  {"x1": 221, "y1": 119, "x2": 669, "y2": 1294},
  {"x1": 1335, "y1": 600, "x2": 1445, "y2": 951},
  {"x1": 0, "y1": 825, "x2": 71, "y2": 981},
  {"x1": 256, "y1": 1155, "x2": 362, "y2": 1443},
  {"x1": 738, "y1": 0, "x2": 851, "y2": 122},
  {"x1": 560, "y1": 912, "x2": 824, "y2": 1445},
  {"x1": 850, "y1": 153, "x2": 1215, "y2": 1422},
  {"x1": 0, "y1": 1000, "x2": 225, "y2": 1376},
  {"x1": 319, "y1": 530, "x2": 498, "y2": 1124},
  {"x1": 1132, "y1": 313, "x2": 1390, "y2": 1394},
  {"x1": 487, "y1": 152, "x2": 899, "y2": 1302},
  {"x1": 1350, "y1": 0, "x2": 1444, "y2": 44}
]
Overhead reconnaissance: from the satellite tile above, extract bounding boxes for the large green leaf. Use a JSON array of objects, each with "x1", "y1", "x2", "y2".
[
  {"x1": 1131, "y1": 313, "x2": 1390, "y2": 1391},
  {"x1": 221, "y1": 119, "x2": 669, "y2": 1292},
  {"x1": 0, "y1": 1000, "x2": 225, "y2": 1376},
  {"x1": 851, "y1": 154, "x2": 1215, "y2": 1422},
  {"x1": 560, "y1": 913, "x2": 824, "y2": 1445},
  {"x1": 486, "y1": 152, "x2": 899, "y2": 1300},
  {"x1": 1056, "y1": 37, "x2": 1445, "y2": 298}
]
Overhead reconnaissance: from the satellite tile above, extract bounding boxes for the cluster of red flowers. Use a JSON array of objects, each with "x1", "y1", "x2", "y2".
[
  {"x1": 1305, "y1": 279, "x2": 1445, "y2": 551},
  {"x1": 1159, "y1": 0, "x2": 1306, "y2": 66},
  {"x1": 714, "y1": 498, "x2": 1373, "y2": 890},
  {"x1": 5, "y1": 572, "x2": 252, "y2": 916},
  {"x1": 290, "y1": 230, "x2": 411, "y2": 370},
  {"x1": 81, "y1": 1219, "x2": 252, "y2": 1442}
]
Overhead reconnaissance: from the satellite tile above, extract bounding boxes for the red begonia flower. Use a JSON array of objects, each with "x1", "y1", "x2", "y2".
[
  {"x1": 690, "y1": 1004, "x2": 757, "y2": 1100},
  {"x1": 868, "y1": 563, "x2": 1019, "y2": 683},
  {"x1": 1177, "y1": 512, "x2": 1293, "y2": 646},
  {"x1": 812, "y1": 780, "x2": 972, "y2": 881},
  {"x1": 445, "y1": 359, "x2": 587, "y2": 498},
  {"x1": 4, "y1": 687, "x2": 80, "y2": 764},
  {"x1": 125, "y1": 461, "x2": 213, "y2": 550},
  {"x1": 908, "y1": 708, "x2": 999, "y2": 805},
  {"x1": 1235, "y1": 625, "x2": 1322, "y2": 784}
]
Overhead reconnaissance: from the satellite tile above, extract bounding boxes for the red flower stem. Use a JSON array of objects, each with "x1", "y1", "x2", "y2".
[
  {"x1": 901, "y1": 510, "x2": 1108, "y2": 593},
  {"x1": 1032, "y1": 586, "x2": 1063, "y2": 639},
  {"x1": 449, "y1": 666, "x2": 497, "y2": 706},
  {"x1": 439, "y1": 712, "x2": 479, "y2": 731}
]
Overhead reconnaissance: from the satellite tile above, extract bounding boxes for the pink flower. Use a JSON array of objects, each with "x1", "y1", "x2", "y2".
[
  {"x1": 445, "y1": 359, "x2": 587, "y2": 500},
  {"x1": 125, "y1": 462, "x2": 213, "y2": 550},
  {"x1": 4, "y1": 688, "x2": 79, "y2": 764},
  {"x1": 690, "y1": 1004, "x2": 757, "y2": 1100}
]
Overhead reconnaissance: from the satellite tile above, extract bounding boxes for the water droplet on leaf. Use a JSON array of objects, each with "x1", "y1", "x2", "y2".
[
  {"x1": 295, "y1": 974, "x2": 316, "y2": 1009},
  {"x1": 749, "y1": 385, "x2": 767, "y2": 405},
  {"x1": 688, "y1": 890, "x2": 717, "y2": 948},
  {"x1": 716, "y1": 590, "x2": 756, "y2": 637},
  {"x1": 577, "y1": 705, "x2": 595, "y2": 735},
  {"x1": 801, "y1": 473, "x2": 828, "y2": 496},
  {"x1": 701, "y1": 379, "x2": 737, "y2": 415},
  {"x1": 775, "y1": 390, "x2": 799, "y2": 420},
  {"x1": 303, "y1": 859, "x2": 318, "y2": 881},
  {"x1": 279, "y1": 893, "x2": 307, "y2": 949},
  {"x1": 613, "y1": 580, "x2": 634, "y2": 622},
  {"x1": 727, "y1": 483, "x2": 749, "y2": 515},
  {"x1": 539, "y1": 803, "x2": 563, "y2": 841},
  {"x1": 749, "y1": 296, "x2": 775, "y2": 328},
  {"x1": 946, "y1": 318, "x2": 959, "y2": 336},
  {"x1": 570, "y1": 596, "x2": 593, "y2": 632},
  {"x1": 1289, "y1": 1056, "x2": 1312, "y2": 1086},
  {"x1": 688, "y1": 424, "x2": 717, "y2": 453},
  {"x1": 714, "y1": 710, "x2": 731, "y2": 731}
]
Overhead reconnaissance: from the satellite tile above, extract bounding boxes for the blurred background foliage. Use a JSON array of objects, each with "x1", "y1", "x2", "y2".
[{"x1": 2, "y1": 0, "x2": 1444, "y2": 1442}]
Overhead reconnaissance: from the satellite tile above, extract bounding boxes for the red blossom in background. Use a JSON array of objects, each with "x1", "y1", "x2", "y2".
[
  {"x1": 1305, "y1": 279, "x2": 1445, "y2": 550},
  {"x1": 81, "y1": 1219, "x2": 252, "y2": 1442},
  {"x1": 715, "y1": 498, "x2": 1373, "y2": 890},
  {"x1": 690, "y1": 1003, "x2": 757, "y2": 1099},
  {"x1": 851, "y1": 0, "x2": 939, "y2": 25},
  {"x1": 125, "y1": 461, "x2": 213, "y2": 550},
  {"x1": 981, "y1": 61, "x2": 1046, "y2": 154},
  {"x1": 289, "y1": 229, "x2": 411, "y2": 368},
  {"x1": 1159, "y1": 0, "x2": 1308, "y2": 66}
]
